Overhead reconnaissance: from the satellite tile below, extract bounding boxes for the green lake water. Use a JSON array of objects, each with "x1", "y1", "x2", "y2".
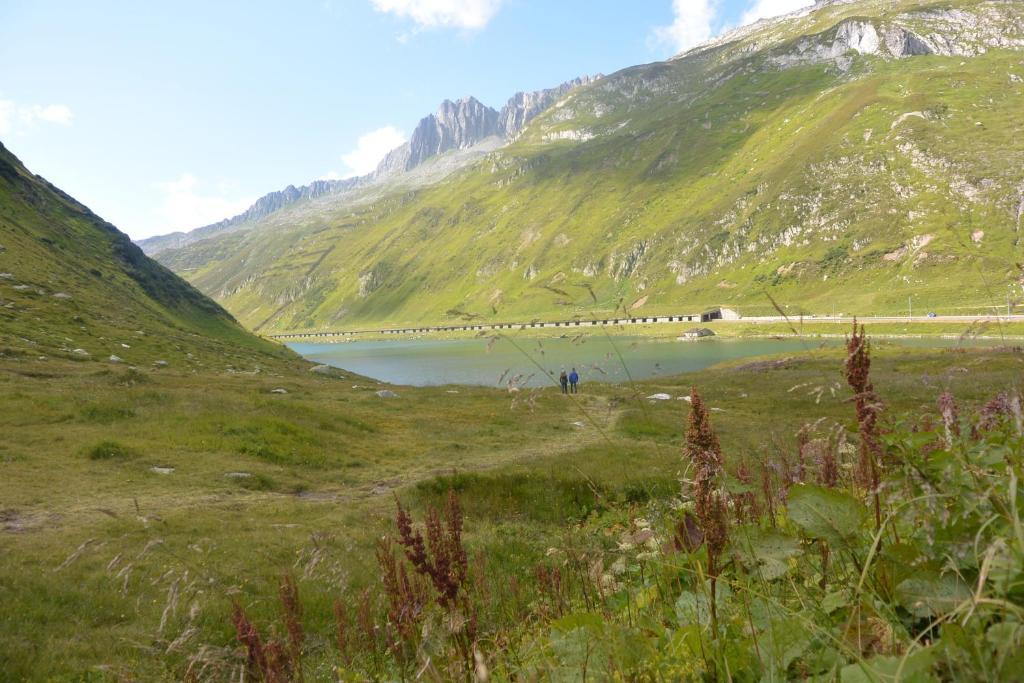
[{"x1": 288, "y1": 335, "x2": 995, "y2": 388}]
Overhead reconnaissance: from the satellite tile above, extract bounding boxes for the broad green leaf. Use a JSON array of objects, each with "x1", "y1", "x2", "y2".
[
  {"x1": 674, "y1": 591, "x2": 709, "y2": 625},
  {"x1": 896, "y1": 573, "x2": 972, "y2": 618},
  {"x1": 674, "y1": 584, "x2": 732, "y2": 626},
  {"x1": 840, "y1": 647, "x2": 938, "y2": 683},
  {"x1": 734, "y1": 525, "x2": 802, "y2": 580},
  {"x1": 549, "y1": 611, "x2": 604, "y2": 634},
  {"x1": 821, "y1": 591, "x2": 848, "y2": 614},
  {"x1": 787, "y1": 484, "x2": 867, "y2": 545},
  {"x1": 985, "y1": 621, "x2": 1023, "y2": 652},
  {"x1": 758, "y1": 615, "x2": 811, "y2": 676}
]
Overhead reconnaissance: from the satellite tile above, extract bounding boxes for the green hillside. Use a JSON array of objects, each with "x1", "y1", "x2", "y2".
[
  {"x1": 0, "y1": 142, "x2": 288, "y2": 364},
  {"x1": 156, "y1": 0, "x2": 1024, "y2": 333}
]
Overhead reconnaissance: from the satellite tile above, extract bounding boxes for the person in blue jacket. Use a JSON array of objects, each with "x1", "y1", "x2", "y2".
[{"x1": 569, "y1": 367, "x2": 580, "y2": 394}]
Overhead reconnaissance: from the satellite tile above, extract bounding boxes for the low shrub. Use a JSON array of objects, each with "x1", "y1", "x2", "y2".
[{"x1": 84, "y1": 440, "x2": 139, "y2": 461}]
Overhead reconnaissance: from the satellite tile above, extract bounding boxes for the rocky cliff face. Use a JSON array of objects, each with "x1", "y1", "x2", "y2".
[
  {"x1": 376, "y1": 97, "x2": 501, "y2": 176},
  {"x1": 499, "y1": 76, "x2": 600, "y2": 139},
  {"x1": 771, "y1": 6, "x2": 1024, "y2": 71},
  {"x1": 375, "y1": 77, "x2": 599, "y2": 176}
]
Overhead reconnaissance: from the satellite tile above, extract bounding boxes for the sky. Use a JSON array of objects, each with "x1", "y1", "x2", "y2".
[{"x1": 0, "y1": 0, "x2": 811, "y2": 240}]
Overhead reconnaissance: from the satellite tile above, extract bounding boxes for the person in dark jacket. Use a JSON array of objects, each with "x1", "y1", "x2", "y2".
[
  {"x1": 559, "y1": 369, "x2": 569, "y2": 394},
  {"x1": 569, "y1": 368, "x2": 580, "y2": 393}
]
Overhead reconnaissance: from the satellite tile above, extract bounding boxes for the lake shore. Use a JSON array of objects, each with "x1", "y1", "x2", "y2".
[{"x1": 272, "y1": 318, "x2": 1024, "y2": 345}]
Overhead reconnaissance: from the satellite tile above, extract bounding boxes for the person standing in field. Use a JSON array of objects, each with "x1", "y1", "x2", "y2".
[
  {"x1": 569, "y1": 368, "x2": 580, "y2": 394},
  {"x1": 559, "y1": 368, "x2": 569, "y2": 394}
]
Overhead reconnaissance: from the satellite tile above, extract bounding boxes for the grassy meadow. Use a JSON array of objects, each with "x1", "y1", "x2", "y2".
[{"x1": 2, "y1": 336, "x2": 1022, "y2": 680}]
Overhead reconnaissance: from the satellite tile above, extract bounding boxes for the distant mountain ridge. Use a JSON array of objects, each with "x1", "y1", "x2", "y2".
[
  {"x1": 138, "y1": 178, "x2": 361, "y2": 255},
  {"x1": 0, "y1": 141, "x2": 281, "y2": 362},
  {"x1": 137, "y1": 75, "x2": 598, "y2": 255},
  {"x1": 148, "y1": 0, "x2": 1024, "y2": 333}
]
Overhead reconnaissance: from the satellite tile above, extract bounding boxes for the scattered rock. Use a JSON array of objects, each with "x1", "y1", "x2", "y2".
[
  {"x1": 149, "y1": 466, "x2": 175, "y2": 475},
  {"x1": 109, "y1": 355, "x2": 122, "y2": 363},
  {"x1": 647, "y1": 393, "x2": 672, "y2": 401},
  {"x1": 677, "y1": 396, "x2": 693, "y2": 402},
  {"x1": 224, "y1": 472, "x2": 251, "y2": 479},
  {"x1": 153, "y1": 360, "x2": 169, "y2": 368},
  {"x1": 446, "y1": 390, "x2": 460, "y2": 394},
  {"x1": 71, "y1": 348, "x2": 90, "y2": 357},
  {"x1": 971, "y1": 229, "x2": 985, "y2": 243},
  {"x1": 13, "y1": 284, "x2": 30, "y2": 291},
  {"x1": 890, "y1": 111, "x2": 927, "y2": 130},
  {"x1": 121, "y1": 343, "x2": 130, "y2": 349},
  {"x1": 0, "y1": 273, "x2": 13, "y2": 279},
  {"x1": 270, "y1": 388, "x2": 289, "y2": 394},
  {"x1": 376, "y1": 390, "x2": 400, "y2": 398},
  {"x1": 52, "y1": 292, "x2": 72, "y2": 300},
  {"x1": 310, "y1": 364, "x2": 345, "y2": 378}
]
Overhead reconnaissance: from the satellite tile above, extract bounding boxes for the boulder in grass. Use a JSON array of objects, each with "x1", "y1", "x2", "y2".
[
  {"x1": 153, "y1": 360, "x2": 169, "y2": 368},
  {"x1": 109, "y1": 355, "x2": 123, "y2": 363},
  {"x1": 52, "y1": 292, "x2": 72, "y2": 300},
  {"x1": 270, "y1": 388, "x2": 288, "y2": 394},
  {"x1": 310, "y1": 364, "x2": 345, "y2": 378},
  {"x1": 71, "y1": 348, "x2": 90, "y2": 357},
  {"x1": 376, "y1": 390, "x2": 399, "y2": 398},
  {"x1": 647, "y1": 393, "x2": 672, "y2": 401}
]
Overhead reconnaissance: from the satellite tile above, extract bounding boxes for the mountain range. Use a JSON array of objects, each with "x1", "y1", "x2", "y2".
[
  {"x1": 144, "y1": 0, "x2": 1024, "y2": 333},
  {"x1": 137, "y1": 77, "x2": 598, "y2": 256}
]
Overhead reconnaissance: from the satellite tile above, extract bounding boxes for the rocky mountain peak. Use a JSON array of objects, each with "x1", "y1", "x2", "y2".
[
  {"x1": 141, "y1": 76, "x2": 598, "y2": 253},
  {"x1": 498, "y1": 75, "x2": 601, "y2": 139},
  {"x1": 376, "y1": 76, "x2": 597, "y2": 176}
]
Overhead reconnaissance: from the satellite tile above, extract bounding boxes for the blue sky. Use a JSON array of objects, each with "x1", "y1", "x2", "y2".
[{"x1": 0, "y1": 0, "x2": 810, "y2": 239}]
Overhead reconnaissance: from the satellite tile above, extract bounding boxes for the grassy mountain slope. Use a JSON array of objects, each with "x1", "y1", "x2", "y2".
[
  {"x1": 0, "y1": 142, "x2": 288, "y2": 364},
  {"x1": 156, "y1": 0, "x2": 1024, "y2": 332}
]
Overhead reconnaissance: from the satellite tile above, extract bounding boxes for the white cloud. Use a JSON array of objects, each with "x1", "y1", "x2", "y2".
[
  {"x1": 0, "y1": 100, "x2": 74, "y2": 136},
  {"x1": 340, "y1": 126, "x2": 406, "y2": 177},
  {"x1": 741, "y1": 0, "x2": 812, "y2": 25},
  {"x1": 151, "y1": 173, "x2": 255, "y2": 235},
  {"x1": 371, "y1": 0, "x2": 503, "y2": 30},
  {"x1": 651, "y1": 0, "x2": 719, "y2": 55}
]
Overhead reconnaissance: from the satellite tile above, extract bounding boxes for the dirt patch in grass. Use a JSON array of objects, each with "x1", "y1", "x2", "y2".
[{"x1": 730, "y1": 357, "x2": 799, "y2": 372}]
